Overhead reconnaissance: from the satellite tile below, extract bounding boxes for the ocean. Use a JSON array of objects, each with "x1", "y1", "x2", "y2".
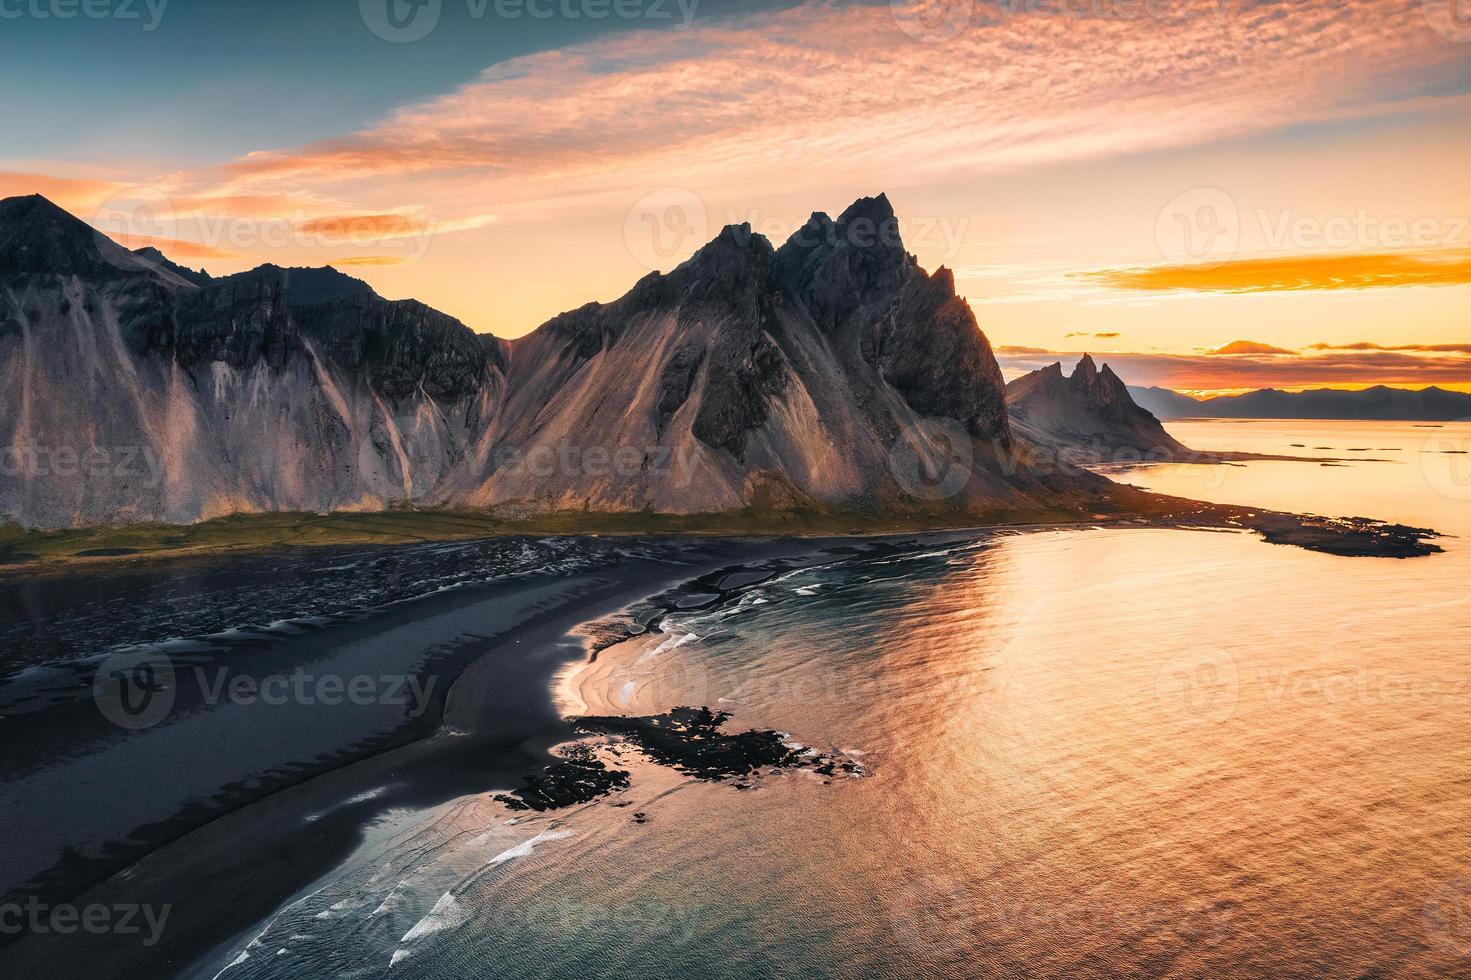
[{"x1": 187, "y1": 419, "x2": 1471, "y2": 979}]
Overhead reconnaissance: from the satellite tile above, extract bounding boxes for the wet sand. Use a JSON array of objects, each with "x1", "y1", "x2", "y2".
[{"x1": 0, "y1": 538, "x2": 842, "y2": 980}]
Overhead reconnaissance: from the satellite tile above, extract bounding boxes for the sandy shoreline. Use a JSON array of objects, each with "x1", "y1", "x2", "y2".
[{"x1": 0, "y1": 536, "x2": 854, "y2": 980}]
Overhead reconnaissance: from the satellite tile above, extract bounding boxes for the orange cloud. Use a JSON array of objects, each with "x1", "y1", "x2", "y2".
[
  {"x1": 1087, "y1": 251, "x2": 1471, "y2": 293},
  {"x1": 1310, "y1": 342, "x2": 1471, "y2": 354},
  {"x1": 203, "y1": 0, "x2": 1468, "y2": 212},
  {"x1": 331, "y1": 255, "x2": 410, "y2": 267},
  {"x1": 104, "y1": 233, "x2": 239, "y2": 262},
  {"x1": 298, "y1": 214, "x2": 425, "y2": 241},
  {"x1": 1210, "y1": 340, "x2": 1297, "y2": 356}
]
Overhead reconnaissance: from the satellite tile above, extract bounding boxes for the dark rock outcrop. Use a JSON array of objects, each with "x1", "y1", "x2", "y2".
[{"x1": 1007, "y1": 355, "x2": 1190, "y2": 462}]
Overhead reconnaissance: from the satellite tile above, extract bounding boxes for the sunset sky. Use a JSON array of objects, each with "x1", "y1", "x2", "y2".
[{"x1": 2, "y1": 0, "x2": 1469, "y2": 394}]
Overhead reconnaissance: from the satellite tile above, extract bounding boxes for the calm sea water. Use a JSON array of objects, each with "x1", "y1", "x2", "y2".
[{"x1": 205, "y1": 420, "x2": 1471, "y2": 979}]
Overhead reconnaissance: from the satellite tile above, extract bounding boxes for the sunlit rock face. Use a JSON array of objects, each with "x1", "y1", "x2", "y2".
[
  {"x1": 0, "y1": 196, "x2": 505, "y2": 527},
  {"x1": 1, "y1": 194, "x2": 1090, "y2": 529}
]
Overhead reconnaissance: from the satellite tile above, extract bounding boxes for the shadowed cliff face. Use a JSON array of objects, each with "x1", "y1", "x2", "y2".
[
  {"x1": 1006, "y1": 355, "x2": 1190, "y2": 461},
  {"x1": 0, "y1": 194, "x2": 1091, "y2": 528},
  {"x1": 773, "y1": 195, "x2": 1011, "y2": 445}
]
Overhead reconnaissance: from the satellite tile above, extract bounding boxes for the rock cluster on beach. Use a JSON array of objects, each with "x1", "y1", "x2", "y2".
[{"x1": 494, "y1": 706, "x2": 863, "y2": 812}]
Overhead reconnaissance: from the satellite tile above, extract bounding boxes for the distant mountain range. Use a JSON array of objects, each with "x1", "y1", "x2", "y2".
[
  {"x1": 1129, "y1": 384, "x2": 1471, "y2": 421},
  {"x1": 0, "y1": 193, "x2": 1109, "y2": 529}
]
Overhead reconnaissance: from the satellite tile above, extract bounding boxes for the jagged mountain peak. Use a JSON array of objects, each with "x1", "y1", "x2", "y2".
[
  {"x1": 836, "y1": 192, "x2": 895, "y2": 226},
  {"x1": 0, "y1": 192, "x2": 168, "y2": 281},
  {"x1": 216, "y1": 263, "x2": 381, "y2": 306},
  {"x1": 1008, "y1": 355, "x2": 1187, "y2": 459},
  {"x1": 1, "y1": 193, "x2": 1070, "y2": 527},
  {"x1": 1073, "y1": 353, "x2": 1099, "y2": 384},
  {"x1": 133, "y1": 246, "x2": 213, "y2": 286},
  {"x1": 691, "y1": 222, "x2": 775, "y2": 264},
  {"x1": 772, "y1": 193, "x2": 917, "y2": 329}
]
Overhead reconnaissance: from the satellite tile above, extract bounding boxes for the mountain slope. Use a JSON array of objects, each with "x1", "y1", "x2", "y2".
[
  {"x1": 0, "y1": 194, "x2": 1106, "y2": 528},
  {"x1": 1007, "y1": 356, "x2": 1189, "y2": 461},
  {"x1": 1, "y1": 200, "x2": 504, "y2": 527}
]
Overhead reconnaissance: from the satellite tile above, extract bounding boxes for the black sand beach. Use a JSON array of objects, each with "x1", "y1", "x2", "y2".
[{"x1": 0, "y1": 537, "x2": 851, "y2": 980}]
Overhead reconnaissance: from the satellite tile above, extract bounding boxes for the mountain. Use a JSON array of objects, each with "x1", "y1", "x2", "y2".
[
  {"x1": 132, "y1": 246, "x2": 213, "y2": 286},
  {"x1": 1007, "y1": 355, "x2": 1189, "y2": 461},
  {"x1": 0, "y1": 193, "x2": 1104, "y2": 528},
  {"x1": 1128, "y1": 386, "x2": 1208, "y2": 421},
  {"x1": 1127, "y1": 384, "x2": 1471, "y2": 421}
]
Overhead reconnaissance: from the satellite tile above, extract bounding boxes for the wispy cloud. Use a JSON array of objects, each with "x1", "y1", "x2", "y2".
[
  {"x1": 182, "y1": 0, "x2": 1471, "y2": 216},
  {"x1": 1310, "y1": 341, "x2": 1471, "y2": 354},
  {"x1": 331, "y1": 255, "x2": 410, "y2": 267},
  {"x1": 1086, "y1": 250, "x2": 1471, "y2": 293}
]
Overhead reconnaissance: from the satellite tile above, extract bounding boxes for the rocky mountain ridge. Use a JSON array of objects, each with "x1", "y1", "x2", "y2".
[
  {"x1": 1006, "y1": 354, "x2": 1190, "y2": 461},
  {"x1": 1, "y1": 193, "x2": 1102, "y2": 528},
  {"x1": 1129, "y1": 383, "x2": 1471, "y2": 421}
]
